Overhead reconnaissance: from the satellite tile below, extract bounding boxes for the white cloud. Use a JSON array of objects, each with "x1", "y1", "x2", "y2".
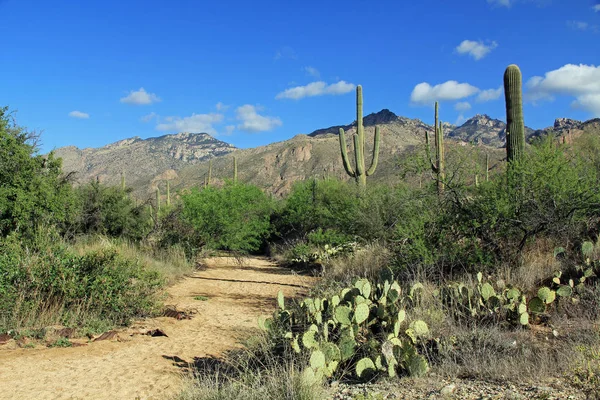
[
  {"x1": 410, "y1": 80, "x2": 480, "y2": 105},
  {"x1": 454, "y1": 102, "x2": 472, "y2": 112},
  {"x1": 224, "y1": 125, "x2": 235, "y2": 136},
  {"x1": 275, "y1": 80, "x2": 356, "y2": 100},
  {"x1": 455, "y1": 40, "x2": 498, "y2": 60},
  {"x1": 120, "y1": 88, "x2": 161, "y2": 105},
  {"x1": 487, "y1": 0, "x2": 512, "y2": 7},
  {"x1": 476, "y1": 86, "x2": 503, "y2": 102},
  {"x1": 567, "y1": 20, "x2": 589, "y2": 31},
  {"x1": 236, "y1": 105, "x2": 282, "y2": 132},
  {"x1": 156, "y1": 113, "x2": 224, "y2": 135},
  {"x1": 68, "y1": 110, "x2": 89, "y2": 119},
  {"x1": 526, "y1": 64, "x2": 600, "y2": 116},
  {"x1": 140, "y1": 112, "x2": 158, "y2": 122},
  {"x1": 215, "y1": 102, "x2": 229, "y2": 111},
  {"x1": 593, "y1": 4, "x2": 600, "y2": 12},
  {"x1": 304, "y1": 66, "x2": 320, "y2": 78}
]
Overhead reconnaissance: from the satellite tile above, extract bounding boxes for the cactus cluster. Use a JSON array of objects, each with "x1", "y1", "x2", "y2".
[
  {"x1": 339, "y1": 85, "x2": 381, "y2": 188},
  {"x1": 425, "y1": 101, "x2": 445, "y2": 194},
  {"x1": 441, "y1": 265, "x2": 594, "y2": 327},
  {"x1": 259, "y1": 271, "x2": 430, "y2": 383}
]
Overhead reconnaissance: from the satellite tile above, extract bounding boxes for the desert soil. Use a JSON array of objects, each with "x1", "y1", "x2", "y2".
[{"x1": 0, "y1": 256, "x2": 316, "y2": 400}]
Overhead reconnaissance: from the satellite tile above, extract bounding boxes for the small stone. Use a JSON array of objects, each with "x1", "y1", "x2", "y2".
[{"x1": 440, "y1": 383, "x2": 456, "y2": 396}]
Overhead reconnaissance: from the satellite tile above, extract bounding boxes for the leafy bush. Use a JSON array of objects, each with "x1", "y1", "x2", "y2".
[
  {"x1": 181, "y1": 182, "x2": 273, "y2": 253},
  {"x1": 0, "y1": 107, "x2": 78, "y2": 239},
  {"x1": 73, "y1": 180, "x2": 152, "y2": 241},
  {"x1": 0, "y1": 234, "x2": 165, "y2": 331}
]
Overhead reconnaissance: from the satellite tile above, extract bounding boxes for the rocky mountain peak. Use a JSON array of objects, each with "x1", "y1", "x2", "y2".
[
  {"x1": 553, "y1": 118, "x2": 581, "y2": 131},
  {"x1": 463, "y1": 114, "x2": 504, "y2": 128},
  {"x1": 363, "y1": 109, "x2": 398, "y2": 126}
]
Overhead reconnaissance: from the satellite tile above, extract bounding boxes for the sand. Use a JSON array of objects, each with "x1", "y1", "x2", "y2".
[{"x1": 0, "y1": 256, "x2": 315, "y2": 400}]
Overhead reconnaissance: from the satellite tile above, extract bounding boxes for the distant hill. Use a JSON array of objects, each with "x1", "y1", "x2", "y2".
[
  {"x1": 52, "y1": 110, "x2": 600, "y2": 200},
  {"x1": 53, "y1": 132, "x2": 235, "y2": 194}
]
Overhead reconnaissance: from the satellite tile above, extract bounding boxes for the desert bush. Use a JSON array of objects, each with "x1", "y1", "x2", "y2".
[
  {"x1": 72, "y1": 180, "x2": 153, "y2": 241},
  {"x1": 443, "y1": 135, "x2": 600, "y2": 270},
  {"x1": 0, "y1": 231, "x2": 165, "y2": 332},
  {"x1": 180, "y1": 182, "x2": 274, "y2": 253}
]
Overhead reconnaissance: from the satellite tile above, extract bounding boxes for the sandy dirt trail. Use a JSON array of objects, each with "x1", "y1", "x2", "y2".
[{"x1": 0, "y1": 257, "x2": 315, "y2": 400}]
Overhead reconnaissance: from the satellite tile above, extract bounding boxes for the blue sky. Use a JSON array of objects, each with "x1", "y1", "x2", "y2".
[{"x1": 0, "y1": 0, "x2": 599, "y2": 153}]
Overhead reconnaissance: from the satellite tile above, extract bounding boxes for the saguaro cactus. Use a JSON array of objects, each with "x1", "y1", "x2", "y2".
[
  {"x1": 425, "y1": 101, "x2": 445, "y2": 195},
  {"x1": 204, "y1": 159, "x2": 213, "y2": 188},
  {"x1": 504, "y1": 64, "x2": 525, "y2": 163},
  {"x1": 339, "y1": 85, "x2": 381, "y2": 188},
  {"x1": 166, "y1": 181, "x2": 171, "y2": 207},
  {"x1": 233, "y1": 156, "x2": 238, "y2": 183},
  {"x1": 485, "y1": 153, "x2": 490, "y2": 182},
  {"x1": 156, "y1": 187, "x2": 161, "y2": 212}
]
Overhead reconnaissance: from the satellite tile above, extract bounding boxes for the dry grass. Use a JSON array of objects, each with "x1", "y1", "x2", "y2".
[
  {"x1": 73, "y1": 235, "x2": 193, "y2": 284},
  {"x1": 322, "y1": 242, "x2": 392, "y2": 284},
  {"x1": 176, "y1": 334, "x2": 324, "y2": 400}
]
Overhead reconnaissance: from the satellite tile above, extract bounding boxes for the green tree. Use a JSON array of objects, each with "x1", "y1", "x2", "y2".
[
  {"x1": 74, "y1": 180, "x2": 152, "y2": 240},
  {"x1": 181, "y1": 182, "x2": 273, "y2": 252},
  {"x1": 0, "y1": 107, "x2": 77, "y2": 238}
]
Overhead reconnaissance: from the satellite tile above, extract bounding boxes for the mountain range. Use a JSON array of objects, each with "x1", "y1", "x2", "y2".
[{"x1": 52, "y1": 110, "x2": 600, "y2": 199}]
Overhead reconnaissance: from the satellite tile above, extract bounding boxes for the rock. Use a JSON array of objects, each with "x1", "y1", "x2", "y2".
[
  {"x1": 553, "y1": 118, "x2": 581, "y2": 131},
  {"x1": 440, "y1": 383, "x2": 457, "y2": 396}
]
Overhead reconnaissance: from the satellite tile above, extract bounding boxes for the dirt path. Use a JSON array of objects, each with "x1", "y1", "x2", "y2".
[{"x1": 0, "y1": 257, "x2": 315, "y2": 400}]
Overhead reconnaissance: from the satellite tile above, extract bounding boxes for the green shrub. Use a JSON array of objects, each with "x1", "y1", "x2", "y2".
[
  {"x1": 73, "y1": 180, "x2": 152, "y2": 241},
  {"x1": 181, "y1": 182, "x2": 273, "y2": 253},
  {"x1": 0, "y1": 234, "x2": 165, "y2": 331},
  {"x1": 0, "y1": 107, "x2": 78, "y2": 239},
  {"x1": 447, "y1": 135, "x2": 600, "y2": 266}
]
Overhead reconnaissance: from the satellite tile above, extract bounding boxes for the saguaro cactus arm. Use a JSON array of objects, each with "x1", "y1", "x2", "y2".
[
  {"x1": 425, "y1": 130, "x2": 439, "y2": 174},
  {"x1": 366, "y1": 126, "x2": 380, "y2": 176},
  {"x1": 339, "y1": 128, "x2": 356, "y2": 177}
]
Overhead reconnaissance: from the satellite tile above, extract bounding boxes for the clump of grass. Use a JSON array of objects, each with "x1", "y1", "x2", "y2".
[
  {"x1": 177, "y1": 334, "x2": 324, "y2": 400},
  {"x1": 193, "y1": 296, "x2": 209, "y2": 301},
  {"x1": 321, "y1": 242, "x2": 391, "y2": 285}
]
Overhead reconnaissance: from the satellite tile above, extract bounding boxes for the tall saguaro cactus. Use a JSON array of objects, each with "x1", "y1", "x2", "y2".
[
  {"x1": 233, "y1": 156, "x2": 238, "y2": 183},
  {"x1": 204, "y1": 159, "x2": 213, "y2": 188},
  {"x1": 156, "y1": 187, "x2": 161, "y2": 212},
  {"x1": 504, "y1": 64, "x2": 525, "y2": 163},
  {"x1": 425, "y1": 101, "x2": 445, "y2": 195},
  {"x1": 166, "y1": 181, "x2": 171, "y2": 207},
  {"x1": 338, "y1": 85, "x2": 381, "y2": 188}
]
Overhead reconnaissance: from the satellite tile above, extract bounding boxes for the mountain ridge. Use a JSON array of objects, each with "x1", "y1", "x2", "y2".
[{"x1": 52, "y1": 110, "x2": 596, "y2": 199}]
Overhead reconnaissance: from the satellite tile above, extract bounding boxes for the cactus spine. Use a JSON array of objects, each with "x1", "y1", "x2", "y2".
[
  {"x1": 425, "y1": 101, "x2": 445, "y2": 195},
  {"x1": 339, "y1": 85, "x2": 380, "y2": 188},
  {"x1": 233, "y1": 156, "x2": 238, "y2": 183},
  {"x1": 504, "y1": 64, "x2": 525, "y2": 163}
]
